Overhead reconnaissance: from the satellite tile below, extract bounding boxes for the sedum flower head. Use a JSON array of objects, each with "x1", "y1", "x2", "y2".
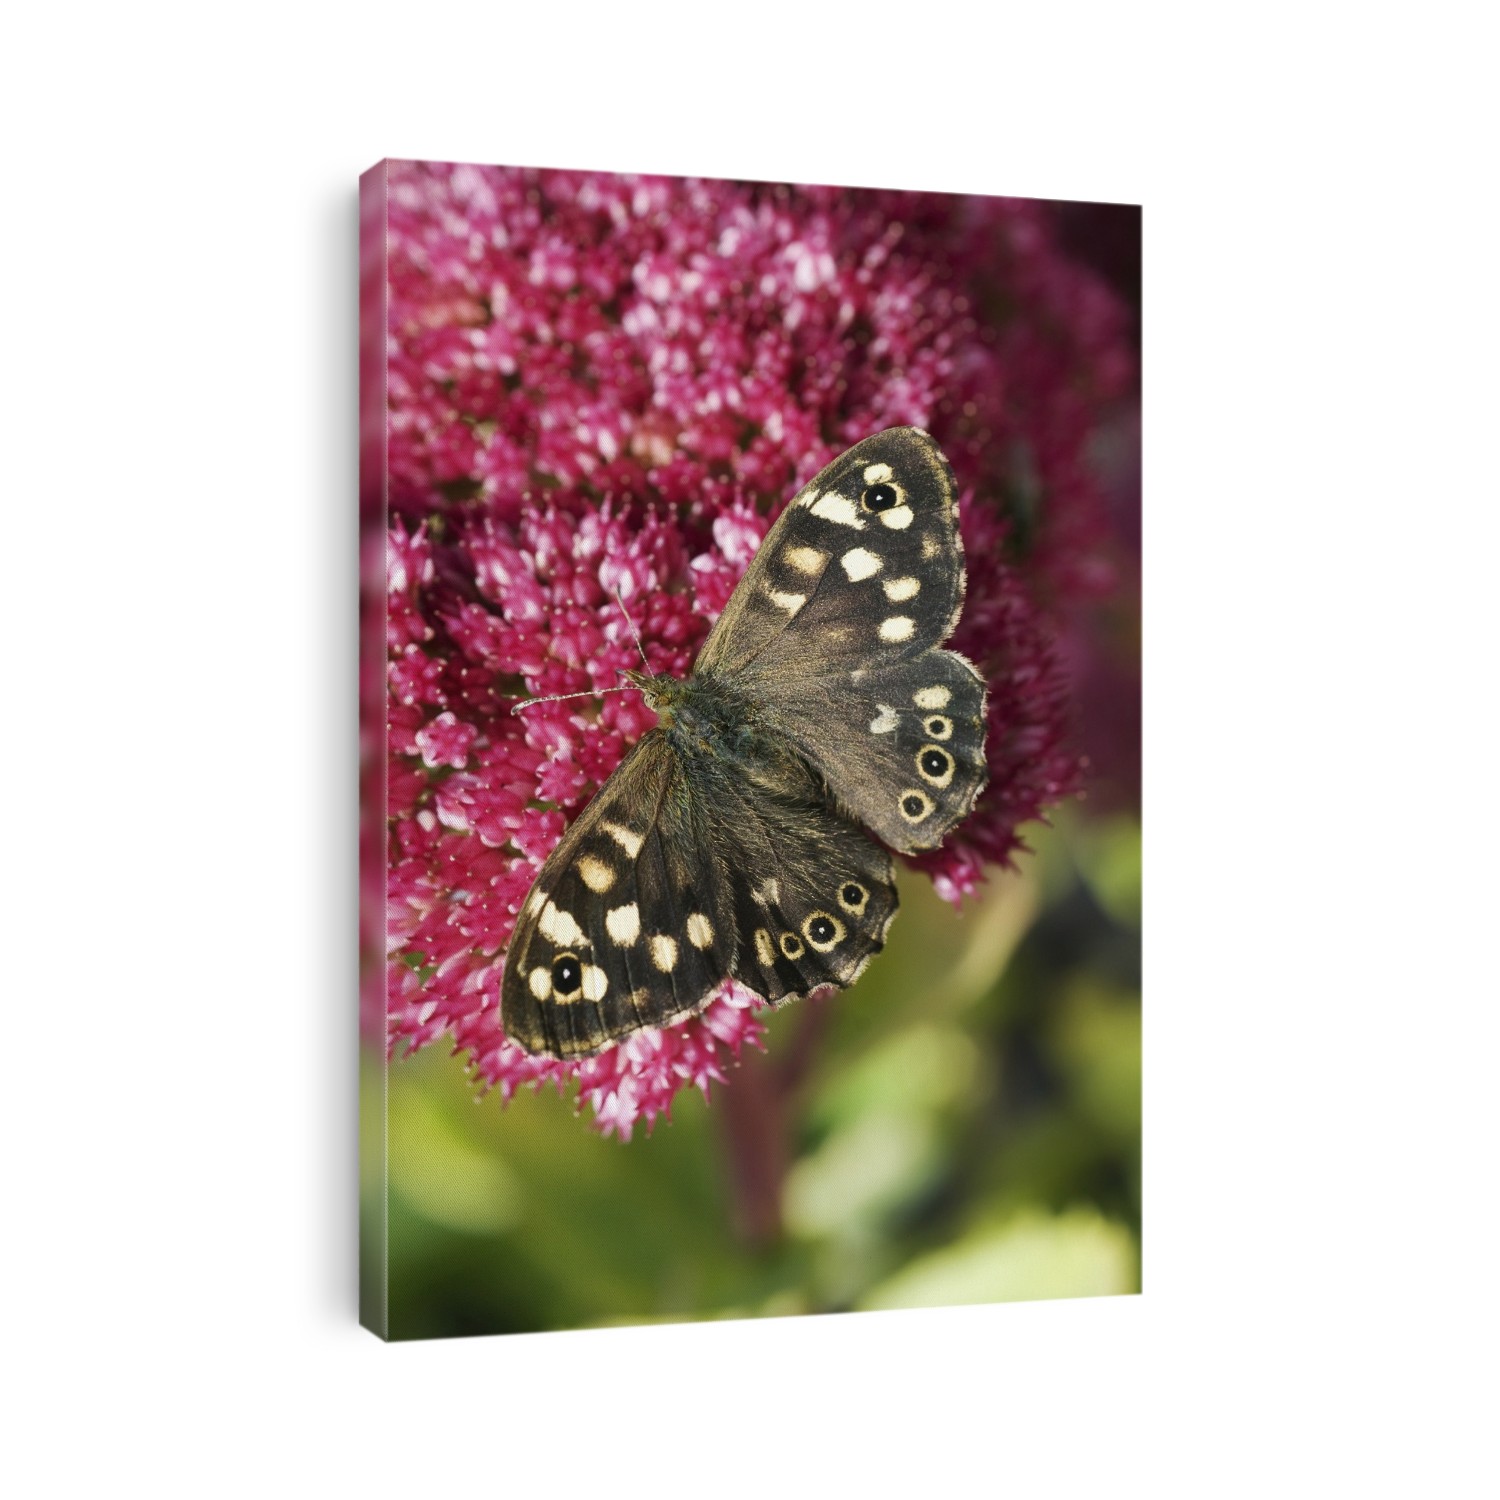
[{"x1": 377, "y1": 162, "x2": 1132, "y2": 1138}]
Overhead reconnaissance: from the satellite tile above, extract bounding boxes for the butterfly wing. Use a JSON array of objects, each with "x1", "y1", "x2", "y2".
[
  {"x1": 696, "y1": 426, "x2": 988, "y2": 854},
  {"x1": 501, "y1": 729, "x2": 736, "y2": 1058},
  {"x1": 500, "y1": 727, "x2": 899, "y2": 1058}
]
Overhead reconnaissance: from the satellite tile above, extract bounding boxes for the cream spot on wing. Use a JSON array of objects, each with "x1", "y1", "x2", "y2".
[
  {"x1": 754, "y1": 878, "x2": 780, "y2": 906},
  {"x1": 914, "y1": 686, "x2": 951, "y2": 710},
  {"x1": 785, "y1": 546, "x2": 826, "y2": 576},
  {"x1": 869, "y1": 703, "x2": 899, "y2": 734},
  {"x1": 798, "y1": 488, "x2": 819, "y2": 509},
  {"x1": 686, "y1": 913, "x2": 714, "y2": 949},
  {"x1": 650, "y1": 935, "x2": 678, "y2": 972},
  {"x1": 840, "y1": 547, "x2": 881, "y2": 581},
  {"x1": 539, "y1": 901, "x2": 587, "y2": 947},
  {"x1": 528, "y1": 966, "x2": 552, "y2": 1000},
  {"x1": 580, "y1": 964, "x2": 609, "y2": 1002},
  {"x1": 577, "y1": 856, "x2": 615, "y2": 893},
  {"x1": 879, "y1": 505, "x2": 914, "y2": 530},
  {"x1": 526, "y1": 886, "x2": 548, "y2": 915},
  {"x1": 811, "y1": 492, "x2": 865, "y2": 529},
  {"x1": 602, "y1": 822, "x2": 643, "y2": 858},
  {"x1": 862, "y1": 462, "x2": 894, "y2": 484},
  {"x1": 605, "y1": 902, "x2": 640, "y2": 944},
  {"x1": 879, "y1": 616, "x2": 916, "y2": 643},
  {"x1": 883, "y1": 576, "x2": 920, "y2": 602},
  {"x1": 766, "y1": 587, "x2": 806, "y2": 615},
  {"x1": 921, "y1": 534, "x2": 939, "y2": 558},
  {"x1": 754, "y1": 929, "x2": 775, "y2": 966}
]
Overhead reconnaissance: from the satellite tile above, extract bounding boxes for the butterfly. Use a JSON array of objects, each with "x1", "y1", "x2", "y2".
[{"x1": 501, "y1": 426, "x2": 988, "y2": 1058}]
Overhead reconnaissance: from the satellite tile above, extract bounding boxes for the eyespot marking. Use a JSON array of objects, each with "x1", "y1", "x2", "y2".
[
  {"x1": 899, "y1": 789, "x2": 935, "y2": 823},
  {"x1": 879, "y1": 616, "x2": 916, "y2": 643},
  {"x1": 578, "y1": 856, "x2": 615, "y2": 893},
  {"x1": 840, "y1": 547, "x2": 881, "y2": 581},
  {"x1": 550, "y1": 952, "x2": 584, "y2": 1000},
  {"x1": 780, "y1": 931, "x2": 806, "y2": 960},
  {"x1": 869, "y1": 703, "x2": 898, "y2": 734},
  {"x1": 784, "y1": 546, "x2": 827, "y2": 576},
  {"x1": 917, "y1": 745, "x2": 955, "y2": 788},
  {"x1": 650, "y1": 935, "x2": 678, "y2": 972},
  {"x1": 883, "y1": 577, "x2": 920, "y2": 602},
  {"x1": 924, "y1": 714, "x2": 953, "y2": 740},
  {"x1": 766, "y1": 587, "x2": 806, "y2": 615},
  {"x1": 602, "y1": 822, "x2": 643, "y2": 858},
  {"x1": 878, "y1": 505, "x2": 914, "y2": 530},
  {"x1": 605, "y1": 902, "x2": 640, "y2": 944},
  {"x1": 838, "y1": 881, "x2": 869, "y2": 916},
  {"x1": 754, "y1": 928, "x2": 775, "y2": 966},
  {"x1": 686, "y1": 913, "x2": 714, "y2": 949},
  {"x1": 811, "y1": 492, "x2": 865, "y2": 529},
  {"x1": 539, "y1": 901, "x2": 587, "y2": 948},
  {"x1": 913, "y1": 686, "x2": 951, "y2": 710},
  {"x1": 802, "y1": 911, "x2": 846, "y2": 952}
]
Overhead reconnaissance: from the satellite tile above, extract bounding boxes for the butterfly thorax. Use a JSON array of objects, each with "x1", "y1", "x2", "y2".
[{"x1": 625, "y1": 669, "x2": 762, "y2": 767}]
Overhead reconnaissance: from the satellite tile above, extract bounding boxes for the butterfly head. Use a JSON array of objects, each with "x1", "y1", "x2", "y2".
[{"x1": 622, "y1": 669, "x2": 689, "y2": 727}]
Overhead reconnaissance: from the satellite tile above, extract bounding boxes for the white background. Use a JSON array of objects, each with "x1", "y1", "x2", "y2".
[{"x1": 3, "y1": 4, "x2": 1494, "y2": 1495}]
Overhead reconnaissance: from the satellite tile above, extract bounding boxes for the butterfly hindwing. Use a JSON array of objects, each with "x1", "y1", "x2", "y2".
[
  {"x1": 701, "y1": 754, "x2": 899, "y2": 1005},
  {"x1": 759, "y1": 647, "x2": 989, "y2": 854}
]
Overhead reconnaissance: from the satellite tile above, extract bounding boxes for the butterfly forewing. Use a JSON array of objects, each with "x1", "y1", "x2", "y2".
[
  {"x1": 501, "y1": 732, "x2": 739, "y2": 1058},
  {"x1": 696, "y1": 427, "x2": 964, "y2": 680}
]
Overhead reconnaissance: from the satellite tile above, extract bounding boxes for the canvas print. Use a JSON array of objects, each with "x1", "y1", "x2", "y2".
[{"x1": 360, "y1": 160, "x2": 1141, "y2": 1340}]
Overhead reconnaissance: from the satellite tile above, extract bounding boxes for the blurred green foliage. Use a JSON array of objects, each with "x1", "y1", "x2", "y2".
[{"x1": 368, "y1": 808, "x2": 1140, "y2": 1339}]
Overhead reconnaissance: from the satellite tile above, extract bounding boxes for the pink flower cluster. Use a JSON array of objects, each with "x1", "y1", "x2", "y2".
[{"x1": 374, "y1": 162, "x2": 1133, "y2": 1138}]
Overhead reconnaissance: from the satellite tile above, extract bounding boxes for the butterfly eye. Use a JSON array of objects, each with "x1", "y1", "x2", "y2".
[
  {"x1": 551, "y1": 953, "x2": 583, "y2": 996},
  {"x1": 860, "y1": 483, "x2": 901, "y2": 512}
]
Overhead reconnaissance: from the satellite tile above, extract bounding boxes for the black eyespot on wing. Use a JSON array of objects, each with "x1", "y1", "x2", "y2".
[
  {"x1": 861, "y1": 482, "x2": 900, "y2": 511},
  {"x1": 921, "y1": 748, "x2": 949, "y2": 777}
]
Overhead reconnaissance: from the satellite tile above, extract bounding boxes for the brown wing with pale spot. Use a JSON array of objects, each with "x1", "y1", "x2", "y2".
[
  {"x1": 756, "y1": 648, "x2": 989, "y2": 854},
  {"x1": 501, "y1": 730, "x2": 741, "y2": 1059},
  {"x1": 696, "y1": 427, "x2": 965, "y2": 680},
  {"x1": 702, "y1": 761, "x2": 900, "y2": 1008}
]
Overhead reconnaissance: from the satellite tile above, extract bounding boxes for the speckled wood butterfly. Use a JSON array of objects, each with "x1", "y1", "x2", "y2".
[{"x1": 502, "y1": 427, "x2": 988, "y2": 1057}]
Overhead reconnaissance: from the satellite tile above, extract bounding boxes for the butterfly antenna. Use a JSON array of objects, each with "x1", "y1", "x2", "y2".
[
  {"x1": 615, "y1": 586, "x2": 651, "y2": 672},
  {"x1": 510, "y1": 684, "x2": 642, "y2": 716}
]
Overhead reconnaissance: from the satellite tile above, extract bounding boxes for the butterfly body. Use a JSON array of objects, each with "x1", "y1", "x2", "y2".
[{"x1": 502, "y1": 428, "x2": 988, "y2": 1059}]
